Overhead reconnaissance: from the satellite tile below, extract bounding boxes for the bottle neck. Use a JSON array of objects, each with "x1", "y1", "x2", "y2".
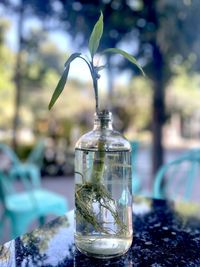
[{"x1": 93, "y1": 110, "x2": 113, "y2": 130}]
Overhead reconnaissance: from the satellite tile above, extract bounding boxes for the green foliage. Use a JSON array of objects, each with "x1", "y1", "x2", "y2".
[
  {"x1": 89, "y1": 11, "x2": 103, "y2": 59},
  {"x1": 167, "y1": 66, "x2": 200, "y2": 117},
  {"x1": 49, "y1": 12, "x2": 143, "y2": 111},
  {"x1": 48, "y1": 53, "x2": 81, "y2": 110},
  {"x1": 0, "y1": 19, "x2": 15, "y2": 128},
  {"x1": 103, "y1": 48, "x2": 145, "y2": 76},
  {"x1": 16, "y1": 29, "x2": 68, "y2": 127},
  {"x1": 0, "y1": 20, "x2": 14, "y2": 91},
  {"x1": 48, "y1": 67, "x2": 70, "y2": 110},
  {"x1": 113, "y1": 77, "x2": 152, "y2": 133},
  {"x1": 22, "y1": 29, "x2": 64, "y2": 89},
  {"x1": 64, "y1": 53, "x2": 82, "y2": 67}
]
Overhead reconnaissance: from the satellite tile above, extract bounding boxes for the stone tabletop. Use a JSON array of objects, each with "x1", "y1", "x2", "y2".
[{"x1": 0, "y1": 197, "x2": 200, "y2": 266}]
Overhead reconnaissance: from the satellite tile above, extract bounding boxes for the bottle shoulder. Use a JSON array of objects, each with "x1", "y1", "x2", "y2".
[{"x1": 75, "y1": 129, "x2": 131, "y2": 152}]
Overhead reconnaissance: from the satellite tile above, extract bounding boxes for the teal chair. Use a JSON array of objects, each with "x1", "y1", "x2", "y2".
[
  {"x1": 131, "y1": 141, "x2": 141, "y2": 194},
  {"x1": 153, "y1": 149, "x2": 200, "y2": 201},
  {"x1": 0, "y1": 143, "x2": 42, "y2": 188},
  {"x1": 0, "y1": 144, "x2": 68, "y2": 239},
  {"x1": 27, "y1": 139, "x2": 45, "y2": 169}
]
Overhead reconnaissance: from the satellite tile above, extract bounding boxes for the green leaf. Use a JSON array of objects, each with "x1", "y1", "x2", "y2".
[
  {"x1": 48, "y1": 53, "x2": 81, "y2": 110},
  {"x1": 103, "y1": 48, "x2": 145, "y2": 76},
  {"x1": 64, "y1": 52, "x2": 81, "y2": 67},
  {"x1": 48, "y1": 67, "x2": 69, "y2": 110},
  {"x1": 89, "y1": 11, "x2": 103, "y2": 58}
]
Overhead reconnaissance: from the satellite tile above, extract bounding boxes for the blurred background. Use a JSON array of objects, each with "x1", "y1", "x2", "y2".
[{"x1": 1, "y1": 0, "x2": 200, "y2": 243}]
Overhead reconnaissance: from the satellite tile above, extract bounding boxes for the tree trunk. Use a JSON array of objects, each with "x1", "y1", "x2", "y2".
[
  {"x1": 12, "y1": 2, "x2": 24, "y2": 150},
  {"x1": 152, "y1": 43, "x2": 165, "y2": 175},
  {"x1": 142, "y1": 0, "x2": 166, "y2": 176}
]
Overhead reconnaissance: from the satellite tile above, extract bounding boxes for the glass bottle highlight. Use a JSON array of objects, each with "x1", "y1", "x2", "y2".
[{"x1": 74, "y1": 110, "x2": 132, "y2": 258}]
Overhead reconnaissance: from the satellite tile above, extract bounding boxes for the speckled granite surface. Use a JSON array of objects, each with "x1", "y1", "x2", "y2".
[{"x1": 0, "y1": 197, "x2": 200, "y2": 266}]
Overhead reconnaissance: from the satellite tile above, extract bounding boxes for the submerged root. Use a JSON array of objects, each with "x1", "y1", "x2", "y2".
[{"x1": 75, "y1": 182, "x2": 127, "y2": 235}]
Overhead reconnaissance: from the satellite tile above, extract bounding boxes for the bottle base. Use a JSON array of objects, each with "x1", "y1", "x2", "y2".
[{"x1": 75, "y1": 235, "x2": 132, "y2": 259}]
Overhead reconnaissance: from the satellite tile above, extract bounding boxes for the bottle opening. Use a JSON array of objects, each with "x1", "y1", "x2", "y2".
[
  {"x1": 95, "y1": 110, "x2": 112, "y2": 121},
  {"x1": 94, "y1": 110, "x2": 113, "y2": 129}
]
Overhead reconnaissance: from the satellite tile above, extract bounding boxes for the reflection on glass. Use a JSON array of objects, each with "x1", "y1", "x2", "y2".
[
  {"x1": 16, "y1": 216, "x2": 72, "y2": 266},
  {"x1": 132, "y1": 197, "x2": 152, "y2": 215},
  {"x1": 0, "y1": 242, "x2": 14, "y2": 266},
  {"x1": 175, "y1": 202, "x2": 200, "y2": 218}
]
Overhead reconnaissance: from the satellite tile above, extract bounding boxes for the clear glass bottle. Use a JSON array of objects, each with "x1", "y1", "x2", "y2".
[{"x1": 74, "y1": 110, "x2": 132, "y2": 259}]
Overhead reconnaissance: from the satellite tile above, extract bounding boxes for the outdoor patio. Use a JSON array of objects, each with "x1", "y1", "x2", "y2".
[{"x1": 1, "y1": 145, "x2": 200, "y2": 244}]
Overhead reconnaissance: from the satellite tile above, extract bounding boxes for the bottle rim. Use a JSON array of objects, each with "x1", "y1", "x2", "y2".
[{"x1": 94, "y1": 110, "x2": 112, "y2": 121}]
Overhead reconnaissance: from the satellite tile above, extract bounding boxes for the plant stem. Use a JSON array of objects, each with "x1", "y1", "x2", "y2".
[
  {"x1": 78, "y1": 56, "x2": 99, "y2": 114},
  {"x1": 91, "y1": 65, "x2": 99, "y2": 114},
  {"x1": 91, "y1": 140, "x2": 105, "y2": 184},
  {"x1": 93, "y1": 77, "x2": 99, "y2": 114},
  {"x1": 90, "y1": 56, "x2": 99, "y2": 113},
  {"x1": 78, "y1": 55, "x2": 99, "y2": 113}
]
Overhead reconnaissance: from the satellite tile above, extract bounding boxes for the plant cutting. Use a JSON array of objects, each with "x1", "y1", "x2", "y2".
[{"x1": 49, "y1": 12, "x2": 144, "y2": 259}]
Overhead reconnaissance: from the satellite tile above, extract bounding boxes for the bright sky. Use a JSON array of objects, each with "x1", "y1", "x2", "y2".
[{"x1": 2, "y1": 6, "x2": 131, "y2": 91}]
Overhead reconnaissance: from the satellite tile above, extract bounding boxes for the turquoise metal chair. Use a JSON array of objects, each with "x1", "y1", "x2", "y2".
[
  {"x1": 0, "y1": 144, "x2": 68, "y2": 239},
  {"x1": 153, "y1": 149, "x2": 200, "y2": 201},
  {"x1": 0, "y1": 143, "x2": 42, "y2": 188},
  {"x1": 131, "y1": 141, "x2": 141, "y2": 194},
  {"x1": 27, "y1": 139, "x2": 45, "y2": 169}
]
